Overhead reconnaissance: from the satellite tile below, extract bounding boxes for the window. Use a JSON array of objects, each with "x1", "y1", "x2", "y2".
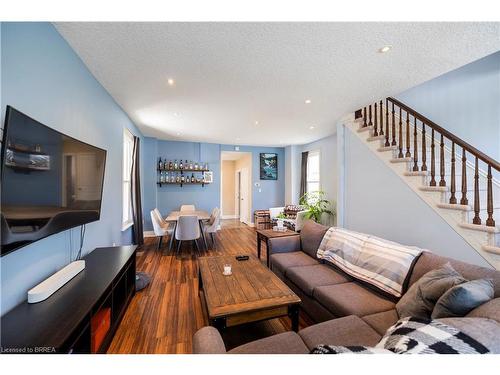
[
  {"x1": 122, "y1": 129, "x2": 134, "y2": 228},
  {"x1": 306, "y1": 150, "x2": 320, "y2": 194}
]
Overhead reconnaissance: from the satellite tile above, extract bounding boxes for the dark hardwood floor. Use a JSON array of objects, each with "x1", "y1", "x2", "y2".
[{"x1": 107, "y1": 219, "x2": 311, "y2": 354}]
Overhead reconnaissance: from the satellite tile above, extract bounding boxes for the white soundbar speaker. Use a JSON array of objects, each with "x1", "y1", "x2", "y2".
[{"x1": 28, "y1": 260, "x2": 86, "y2": 303}]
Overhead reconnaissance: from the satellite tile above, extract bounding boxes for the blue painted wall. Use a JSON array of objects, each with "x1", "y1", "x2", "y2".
[
  {"x1": 142, "y1": 140, "x2": 285, "y2": 230},
  {"x1": 0, "y1": 22, "x2": 144, "y2": 315},
  {"x1": 396, "y1": 51, "x2": 500, "y2": 161}
]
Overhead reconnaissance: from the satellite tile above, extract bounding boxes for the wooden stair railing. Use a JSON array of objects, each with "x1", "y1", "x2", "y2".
[{"x1": 361, "y1": 97, "x2": 500, "y2": 228}]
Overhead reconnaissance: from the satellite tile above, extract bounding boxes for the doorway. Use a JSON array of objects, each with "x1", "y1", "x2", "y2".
[{"x1": 220, "y1": 151, "x2": 252, "y2": 225}]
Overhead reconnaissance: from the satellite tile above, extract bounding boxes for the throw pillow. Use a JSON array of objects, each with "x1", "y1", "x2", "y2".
[
  {"x1": 396, "y1": 263, "x2": 466, "y2": 319},
  {"x1": 431, "y1": 279, "x2": 494, "y2": 319}
]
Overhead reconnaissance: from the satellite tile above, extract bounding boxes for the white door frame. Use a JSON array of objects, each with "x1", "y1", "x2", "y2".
[{"x1": 236, "y1": 167, "x2": 250, "y2": 224}]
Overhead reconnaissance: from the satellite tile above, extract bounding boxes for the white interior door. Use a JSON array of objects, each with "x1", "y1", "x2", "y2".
[{"x1": 239, "y1": 168, "x2": 249, "y2": 224}]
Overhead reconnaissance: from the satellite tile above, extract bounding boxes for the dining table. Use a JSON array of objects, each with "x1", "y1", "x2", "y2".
[{"x1": 164, "y1": 210, "x2": 211, "y2": 251}]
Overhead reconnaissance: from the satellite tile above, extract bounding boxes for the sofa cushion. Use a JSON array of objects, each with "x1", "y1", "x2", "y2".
[
  {"x1": 314, "y1": 282, "x2": 395, "y2": 317},
  {"x1": 362, "y1": 309, "x2": 399, "y2": 335},
  {"x1": 270, "y1": 252, "x2": 318, "y2": 275},
  {"x1": 286, "y1": 264, "x2": 351, "y2": 297},
  {"x1": 432, "y1": 278, "x2": 494, "y2": 319},
  {"x1": 298, "y1": 315, "x2": 381, "y2": 349},
  {"x1": 437, "y1": 317, "x2": 500, "y2": 354},
  {"x1": 228, "y1": 331, "x2": 309, "y2": 354},
  {"x1": 300, "y1": 220, "x2": 329, "y2": 258},
  {"x1": 466, "y1": 298, "x2": 500, "y2": 323},
  {"x1": 396, "y1": 263, "x2": 466, "y2": 319},
  {"x1": 409, "y1": 251, "x2": 500, "y2": 297}
]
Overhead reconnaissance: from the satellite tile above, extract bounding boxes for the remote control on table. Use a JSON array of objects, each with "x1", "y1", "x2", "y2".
[{"x1": 236, "y1": 255, "x2": 249, "y2": 261}]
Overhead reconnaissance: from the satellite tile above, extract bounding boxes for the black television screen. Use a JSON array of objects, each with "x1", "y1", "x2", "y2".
[{"x1": 1, "y1": 106, "x2": 106, "y2": 256}]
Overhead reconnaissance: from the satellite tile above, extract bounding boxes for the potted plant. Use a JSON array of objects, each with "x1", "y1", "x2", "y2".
[
  {"x1": 275, "y1": 212, "x2": 287, "y2": 228},
  {"x1": 299, "y1": 191, "x2": 335, "y2": 225}
]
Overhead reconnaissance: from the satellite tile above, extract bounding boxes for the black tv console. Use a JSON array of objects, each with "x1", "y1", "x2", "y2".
[{"x1": 1, "y1": 245, "x2": 136, "y2": 354}]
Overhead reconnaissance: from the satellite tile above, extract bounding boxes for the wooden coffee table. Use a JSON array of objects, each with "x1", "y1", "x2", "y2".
[
  {"x1": 256, "y1": 228, "x2": 300, "y2": 267},
  {"x1": 198, "y1": 255, "x2": 301, "y2": 332}
]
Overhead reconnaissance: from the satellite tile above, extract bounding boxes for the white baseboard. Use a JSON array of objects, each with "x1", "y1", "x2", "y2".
[
  {"x1": 221, "y1": 215, "x2": 239, "y2": 219},
  {"x1": 143, "y1": 231, "x2": 156, "y2": 238}
]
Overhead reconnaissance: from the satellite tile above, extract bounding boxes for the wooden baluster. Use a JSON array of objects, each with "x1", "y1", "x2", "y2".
[
  {"x1": 412, "y1": 117, "x2": 419, "y2": 171},
  {"x1": 379, "y1": 100, "x2": 384, "y2": 136},
  {"x1": 439, "y1": 134, "x2": 446, "y2": 186},
  {"x1": 472, "y1": 157, "x2": 481, "y2": 224},
  {"x1": 421, "y1": 123, "x2": 427, "y2": 171},
  {"x1": 460, "y1": 148, "x2": 468, "y2": 205},
  {"x1": 449, "y1": 142, "x2": 457, "y2": 204},
  {"x1": 368, "y1": 105, "x2": 372, "y2": 127},
  {"x1": 385, "y1": 100, "x2": 390, "y2": 147},
  {"x1": 429, "y1": 128, "x2": 435, "y2": 184},
  {"x1": 405, "y1": 111, "x2": 411, "y2": 157},
  {"x1": 391, "y1": 102, "x2": 396, "y2": 146},
  {"x1": 398, "y1": 107, "x2": 403, "y2": 158},
  {"x1": 486, "y1": 165, "x2": 496, "y2": 227},
  {"x1": 363, "y1": 107, "x2": 367, "y2": 127},
  {"x1": 373, "y1": 103, "x2": 378, "y2": 136}
]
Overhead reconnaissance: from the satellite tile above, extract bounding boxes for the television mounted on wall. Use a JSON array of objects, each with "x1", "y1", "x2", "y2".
[{"x1": 0, "y1": 106, "x2": 107, "y2": 256}]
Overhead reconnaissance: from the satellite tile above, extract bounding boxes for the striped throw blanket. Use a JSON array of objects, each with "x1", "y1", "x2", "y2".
[{"x1": 317, "y1": 227, "x2": 422, "y2": 297}]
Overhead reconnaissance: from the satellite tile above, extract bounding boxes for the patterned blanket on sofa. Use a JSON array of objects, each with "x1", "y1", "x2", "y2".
[
  {"x1": 311, "y1": 317, "x2": 490, "y2": 354},
  {"x1": 317, "y1": 227, "x2": 423, "y2": 297}
]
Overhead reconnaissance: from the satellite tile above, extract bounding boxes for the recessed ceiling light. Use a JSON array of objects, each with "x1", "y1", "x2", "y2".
[
  {"x1": 176, "y1": 132, "x2": 181, "y2": 136},
  {"x1": 305, "y1": 99, "x2": 312, "y2": 104},
  {"x1": 167, "y1": 78, "x2": 175, "y2": 86},
  {"x1": 173, "y1": 112, "x2": 179, "y2": 117},
  {"x1": 378, "y1": 45, "x2": 392, "y2": 53},
  {"x1": 255, "y1": 121, "x2": 259, "y2": 125},
  {"x1": 309, "y1": 125, "x2": 315, "y2": 130}
]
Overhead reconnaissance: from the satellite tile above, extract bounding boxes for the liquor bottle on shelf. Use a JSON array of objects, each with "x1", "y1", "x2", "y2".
[
  {"x1": 194, "y1": 162, "x2": 198, "y2": 170},
  {"x1": 165, "y1": 172, "x2": 169, "y2": 183},
  {"x1": 189, "y1": 161, "x2": 193, "y2": 170},
  {"x1": 176, "y1": 173, "x2": 180, "y2": 183},
  {"x1": 167, "y1": 160, "x2": 172, "y2": 169},
  {"x1": 158, "y1": 158, "x2": 163, "y2": 170},
  {"x1": 179, "y1": 160, "x2": 183, "y2": 169},
  {"x1": 170, "y1": 173, "x2": 175, "y2": 183},
  {"x1": 191, "y1": 173, "x2": 195, "y2": 183},
  {"x1": 174, "y1": 159, "x2": 178, "y2": 169},
  {"x1": 181, "y1": 175, "x2": 185, "y2": 183}
]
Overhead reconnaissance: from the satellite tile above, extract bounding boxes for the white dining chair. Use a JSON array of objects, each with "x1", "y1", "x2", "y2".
[
  {"x1": 150, "y1": 209, "x2": 173, "y2": 250},
  {"x1": 180, "y1": 204, "x2": 196, "y2": 212},
  {"x1": 175, "y1": 215, "x2": 201, "y2": 252},
  {"x1": 203, "y1": 207, "x2": 221, "y2": 249}
]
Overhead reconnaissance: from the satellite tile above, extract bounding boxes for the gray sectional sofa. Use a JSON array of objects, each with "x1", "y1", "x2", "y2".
[{"x1": 193, "y1": 221, "x2": 500, "y2": 354}]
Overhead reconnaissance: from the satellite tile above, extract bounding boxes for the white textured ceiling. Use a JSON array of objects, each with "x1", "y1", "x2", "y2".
[{"x1": 54, "y1": 22, "x2": 500, "y2": 146}]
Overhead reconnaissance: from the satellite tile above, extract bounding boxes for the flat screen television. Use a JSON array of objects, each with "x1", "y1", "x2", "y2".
[{"x1": 1, "y1": 106, "x2": 107, "y2": 256}]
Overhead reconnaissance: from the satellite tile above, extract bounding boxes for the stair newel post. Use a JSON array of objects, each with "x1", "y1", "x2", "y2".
[
  {"x1": 460, "y1": 148, "x2": 468, "y2": 205},
  {"x1": 373, "y1": 103, "x2": 378, "y2": 136},
  {"x1": 449, "y1": 142, "x2": 457, "y2": 204},
  {"x1": 385, "y1": 99, "x2": 390, "y2": 147},
  {"x1": 368, "y1": 105, "x2": 372, "y2": 127},
  {"x1": 412, "y1": 116, "x2": 419, "y2": 171},
  {"x1": 363, "y1": 107, "x2": 367, "y2": 128},
  {"x1": 421, "y1": 123, "x2": 427, "y2": 172},
  {"x1": 429, "y1": 128, "x2": 435, "y2": 183},
  {"x1": 486, "y1": 165, "x2": 496, "y2": 227},
  {"x1": 405, "y1": 111, "x2": 411, "y2": 157},
  {"x1": 473, "y1": 157, "x2": 481, "y2": 225},
  {"x1": 379, "y1": 100, "x2": 384, "y2": 136},
  {"x1": 391, "y1": 102, "x2": 396, "y2": 146},
  {"x1": 439, "y1": 134, "x2": 446, "y2": 187},
  {"x1": 398, "y1": 107, "x2": 404, "y2": 158}
]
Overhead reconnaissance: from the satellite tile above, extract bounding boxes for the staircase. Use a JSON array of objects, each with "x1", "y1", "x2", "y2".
[{"x1": 348, "y1": 98, "x2": 500, "y2": 269}]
